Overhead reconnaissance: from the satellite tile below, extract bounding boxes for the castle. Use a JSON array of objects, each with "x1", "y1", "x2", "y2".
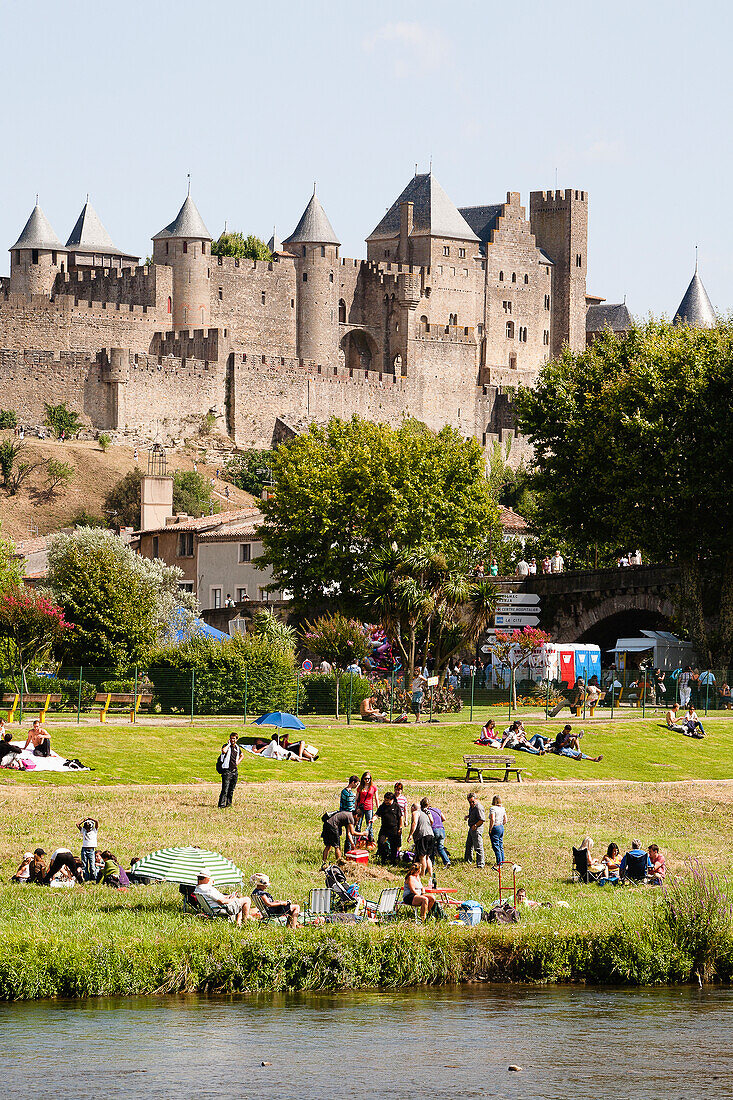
[{"x1": 0, "y1": 173, "x2": 627, "y2": 453}]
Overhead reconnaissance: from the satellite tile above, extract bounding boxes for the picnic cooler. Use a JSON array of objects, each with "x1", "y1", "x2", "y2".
[
  {"x1": 345, "y1": 849, "x2": 369, "y2": 864},
  {"x1": 458, "y1": 901, "x2": 482, "y2": 926}
]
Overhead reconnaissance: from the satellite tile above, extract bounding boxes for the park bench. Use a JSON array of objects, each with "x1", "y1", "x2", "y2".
[
  {"x1": 2, "y1": 692, "x2": 62, "y2": 723},
  {"x1": 462, "y1": 754, "x2": 523, "y2": 783},
  {"x1": 94, "y1": 692, "x2": 153, "y2": 723}
]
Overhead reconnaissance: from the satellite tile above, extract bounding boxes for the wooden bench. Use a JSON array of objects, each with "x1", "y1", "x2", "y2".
[
  {"x1": 462, "y1": 754, "x2": 523, "y2": 783},
  {"x1": 2, "y1": 693, "x2": 63, "y2": 723},
  {"x1": 94, "y1": 692, "x2": 153, "y2": 723}
]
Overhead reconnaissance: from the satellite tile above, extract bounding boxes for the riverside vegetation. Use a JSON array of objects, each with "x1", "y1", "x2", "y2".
[{"x1": 2, "y1": 716, "x2": 733, "y2": 999}]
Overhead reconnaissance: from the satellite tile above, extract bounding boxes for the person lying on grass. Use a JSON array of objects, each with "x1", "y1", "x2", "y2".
[
  {"x1": 502, "y1": 720, "x2": 550, "y2": 755},
  {"x1": 195, "y1": 869, "x2": 252, "y2": 926},
  {"x1": 249, "y1": 872, "x2": 301, "y2": 928},
  {"x1": 551, "y1": 725, "x2": 602, "y2": 762},
  {"x1": 516, "y1": 887, "x2": 569, "y2": 910}
]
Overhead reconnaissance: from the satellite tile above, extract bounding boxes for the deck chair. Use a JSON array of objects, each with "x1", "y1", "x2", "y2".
[
  {"x1": 304, "y1": 887, "x2": 332, "y2": 923},
  {"x1": 621, "y1": 851, "x2": 649, "y2": 885},
  {"x1": 572, "y1": 847, "x2": 603, "y2": 884},
  {"x1": 193, "y1": 889, "x2": 235, "y2": 922},
  {"x1": 251, "y1": 890, "x2": 290, "y2": 925},
  {"x1": 364, "y1": 886, "x2": 400, "y2": 922}
]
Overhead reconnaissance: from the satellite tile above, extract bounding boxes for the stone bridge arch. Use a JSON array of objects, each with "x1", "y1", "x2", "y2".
[
  {"x1": 339, "y1": 327, "x2": 380, "y2": 373},
  {"x1": 572, "y1": 594, "x2": 676, "y2": 653}
]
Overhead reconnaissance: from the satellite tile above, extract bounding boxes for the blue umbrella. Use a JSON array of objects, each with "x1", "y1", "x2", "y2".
[{"x1": 254, "y1": 711, "x2": 306, "y2": 730}]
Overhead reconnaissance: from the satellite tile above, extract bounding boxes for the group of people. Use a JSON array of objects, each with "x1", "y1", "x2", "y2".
[
  {"x1": 664, "y1": 703, "x2": 705, "y2": 738},
  {"x1": 11, "y1": 817, "x2": 131, "y2": 888},
  {"x1": 576, "y1": 836, "x2": 666, "y2": 885},
  {"x1": 476, "y1": 719, "x2": 603, "y2": 762},
  {"x1": 515, "y1": 551, "x2": 565, "y2": 577},
  {"x1": 0, "y1": 718, "x2": 52, "y2": 768},
  {"x1": 188, "y1": 869, "x2": 301, "y2": 928}
]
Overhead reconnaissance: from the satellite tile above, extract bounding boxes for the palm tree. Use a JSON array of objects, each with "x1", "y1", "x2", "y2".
[{"x1": 248, "y1": 608, "x2": 296, "y2": 652}]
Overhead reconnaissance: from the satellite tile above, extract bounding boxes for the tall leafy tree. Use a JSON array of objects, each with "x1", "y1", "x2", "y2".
[
  {"x1": 211, "y1": 232, "x2": 272, "y2": 261},
  {"x1": 47, "y1": 528, "x2": 195, "y2": 670},
  {"x1": 259, "y1": 416, "x2": 499, "y2": 612},
  {"x1": 0, "y1": 588, "x2": 73, "y2": 691},
  {"x1": 516, "y1": 321, "x2": 733, "y2": 664}
]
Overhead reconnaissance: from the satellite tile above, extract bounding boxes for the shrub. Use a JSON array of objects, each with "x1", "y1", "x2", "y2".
[
  {"x1": 148, "y1": 633, "x2": 296, "y2": 715},
  {"x1": 0, "y1": 410, "x2": 17, "y2": 429},
  {"x1": 10, "y1": 671, "x2": 97, "y2": 708},
  {"x1": 655, "y1": 859, "x2": 733, "y2": 981},
  {"x1": 302, "y1": 614, "x2": 370, "y2": 669},
  {"x1": 371, "y1": 678, "x2": 462, "y2": 715},
  {"x1": 44, "y1": 403, "x2": 81, "y2": 439},
  {"x1": 98, "y1": 433, "x2": 111, "y2": 453},
  {"x1": 299, "y1": 672, "x2": 371, "y2": 715}
]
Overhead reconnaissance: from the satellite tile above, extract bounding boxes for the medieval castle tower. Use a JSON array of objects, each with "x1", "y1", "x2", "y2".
[{"x1": 0, "y1": 173, "x2": 631, "y2": 454}]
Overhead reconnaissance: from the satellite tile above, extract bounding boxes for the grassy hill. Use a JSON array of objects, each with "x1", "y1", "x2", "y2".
[{"x1": 0, "y1": 435, "x2": 254, "y2": 541}]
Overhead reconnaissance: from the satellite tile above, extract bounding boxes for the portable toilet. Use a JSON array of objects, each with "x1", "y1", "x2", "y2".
[
  {"x1": 558, "y1": 648, "x2": 576, "y2": 687},
  {"x1": 574, "y1": 645, "x2": 601, "y2": 683}
]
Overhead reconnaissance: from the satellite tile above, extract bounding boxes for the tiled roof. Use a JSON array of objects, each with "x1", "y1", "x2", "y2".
[
  {"x1": 284, "y1": 189, "x2": 340, "y2": 246},
  {"x1": 673, "y1": 268, "x2": 716, "y2": 328},
  {"x1": 458, "y1": 204, "x2": 502, "y2": 246},
  {"x1": 11, "y1": 204, "x2": 63, "y2": 252},
  {"x1": 368, "y1": 173, "x2": 479, "y2": 243},
  {"x1": 141, "y1": 508, "x2": 262, "y2": 536},
  {"x1": 198, "y1": 522, "x2": 262, "y2": 542},
  {"x1": 498, "y1": 505, "x2": 528, "y2": 532},
  {"x1": 66, "y1": 200, "x2": 125, "y2": 256},
  {"x1": 153, "y1": 195, "x2": 211, "y2": 241},
  {"x1": 586, "y1": 302, "x2": 632, "y2": 333},
  {"x1": 12, "y1": 535, "x2": 51, "y2": 556}
]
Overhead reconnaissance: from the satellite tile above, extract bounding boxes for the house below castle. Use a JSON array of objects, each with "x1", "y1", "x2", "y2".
[{"x1": 1, "y1": 173, "x2": 692, "y2": 458}]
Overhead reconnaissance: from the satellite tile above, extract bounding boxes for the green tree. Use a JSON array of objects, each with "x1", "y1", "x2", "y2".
[
  {"x1": 172, "y1": 470, "x2": 216, "y2": 518},
  {"x1": 44, "y1": 403, "x2": 82, "y2": 439},
  {"x1": 0, "y1": 410, "x2": 17, "y2": 429},
  {"x1": 47, "y1": 528, "x2": 195, "y2": 670},
  {"x1": 104, "y1": 468, "x2": 143, "y2": 528},
  {"x1": 42, "y1": 458, "x2": 75, "y2": 499},
  {"x1": 224, "y1": 448, "x2": 276, "y2": 497},
  {"x1": 98, "y1": 433, "x2": 111, "y2": 453},
  {"x1": 249, "y1": 608, "x2": 296, "y2": 653},
  {"x1": 516, "y1": 321, "x2": 733, "y2": 665},
  {"x1": 211, "y1": 232, "x2": 272, "y2": 261},
  {"x1": 259, "y1": 416, "x2": 499, "y2": 611}
]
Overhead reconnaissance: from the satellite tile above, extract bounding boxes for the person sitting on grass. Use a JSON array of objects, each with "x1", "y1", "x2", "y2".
[
  {"x1": 502, "y1": 721, "x2": 549, "y2": 755},
  {"x1": 195, "y1": 869, "x2": 252, "y2": 925},
  {"x1": 681, "y1": 705, "x2": 705, "y2": 738},
  {"x1": 11, "y1": 852, "x2": 34, "y2": 884},
  {"x1": 553, "y1": 726, "x2": 602, "y2": 762},
  {"x1": 402, "y1": 862, "x2": 437, "y2": 921},
  {"x1": 98, "y1": 851, "x2": 130, "y2": 889},
  {"x1": 475, "y1": 719, "x2": 500, "y2": 746},
  {"x1": 360, "y1": 696, "x2": 389, "y2": 723},
  {"x1": 27, "y1": 848, "x2": 46, "y2": 884},
  {"x1": 24, "y1": 719, "x2": 52, "y2": 757},
  {"x1": 664, "y1": 703, "x2": 687, "y2": 733},
  {"x1": 718, "y1": 683, "x2": 732, "y2": 710},
  {"x1": 647, "y1": 844, "x2": 666, "y2": 885},
  {"x1": 320, "y1": 808, "x2": 355, "y2": 868},
  {"x1": 0, "y1": 731, "x2": 22, "y2": 766},
  {"x1": 249, "y1": 873, "x2": 300, "y2": 928},
  {"x1": 602, "y1": 842, "x2": 621, "y2": 881}
]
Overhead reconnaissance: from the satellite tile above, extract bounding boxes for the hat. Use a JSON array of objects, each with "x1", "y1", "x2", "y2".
[
  {"x1": 197, "y1": 867, "x2": 212, "y2": 879},
  {"x1": 23, "y1": 852, "x2": 33, "y2": 860},
  {"x1": 34, "y1": 847, "x2": 46, "y2": 856},
  {"x1": 249, "y1": 872, "x2": 270, "y2": 887}
]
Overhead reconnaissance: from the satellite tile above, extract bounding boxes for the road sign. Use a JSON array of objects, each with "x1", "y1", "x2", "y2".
[
  {"x1": 496, "y1": 604, "x2": 541, "y2": 617},
  {"x1": 302, "y1": 659, "x2": 313, "y2": 672},
  {"x1": 494, "y1": 613, "x2": 540, "y2": 627},
  {"x1": 496, "y1": 593, "x2": 539, "y2": 605}
]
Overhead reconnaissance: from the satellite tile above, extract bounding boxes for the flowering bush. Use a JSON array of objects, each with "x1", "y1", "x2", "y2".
[
  {"x1": 0, "y1": 588, "x2": 73, "y2": 688},
  {"x1": 301, "y1": 613, "x2": 370, "y2": 669},
  {"x1": 656, "y1": 859, "x2": 733, "y2": 982},
  {"x1": 371, "y1": 678, "x2": 462, "y2": 715}
]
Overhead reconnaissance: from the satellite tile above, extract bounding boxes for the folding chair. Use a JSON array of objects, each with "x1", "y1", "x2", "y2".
[
  {"x1": 304, "y1": 887, "x2": 332, "y2": 923},
  {"x1": 252, "y1": 890, "x2": 289, "y2": 925},
  {"x1": 620, "y1": 851, "x2": 649, "y2": 885},
  {"x1": 193, "y1": 890, "x2": 236, "y2": 922},
  {"x1": 572, "y1": 847, "x2": 603, "y2": 884},
  {"x1": 364, "y1": 886, "x2": 400, "y2": 922}
]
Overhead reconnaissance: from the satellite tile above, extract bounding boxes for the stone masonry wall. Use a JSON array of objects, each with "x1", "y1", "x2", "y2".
[
  {"x1": 0, "y1": 292, "x2": 163, "y2": 355},
  {"x1": 209, "y1": 255, "x2": 297, "y2": 356}
]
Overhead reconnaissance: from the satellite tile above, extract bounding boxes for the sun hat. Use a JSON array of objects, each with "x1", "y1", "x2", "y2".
[
  {"x1": 197, "y1": 867, "x2": 212, "y2": 879},
  {"x1": 249, "y1": 872, "x2": 270, "y2": 887}
]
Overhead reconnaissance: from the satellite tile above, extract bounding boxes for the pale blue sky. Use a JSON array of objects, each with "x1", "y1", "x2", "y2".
[{"x1": 1, "y1": 0, "x2": 730, "y2": 316}]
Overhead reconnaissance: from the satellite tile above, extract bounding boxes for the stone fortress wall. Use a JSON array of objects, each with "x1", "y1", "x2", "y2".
[{"x1": 0, "y1": 178, "x2": 601, "y2": 464}]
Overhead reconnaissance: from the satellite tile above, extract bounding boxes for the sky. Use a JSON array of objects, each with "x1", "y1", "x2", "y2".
[{"x1": 1, "y1": 0, "x2": 731, "y2": 317}]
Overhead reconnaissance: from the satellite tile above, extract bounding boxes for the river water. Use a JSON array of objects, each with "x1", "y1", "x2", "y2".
[{"x1": 0, "y1": 985, "x2": 730, "y2": 1099}]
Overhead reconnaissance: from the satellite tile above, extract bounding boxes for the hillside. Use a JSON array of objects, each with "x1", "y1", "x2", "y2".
[{"x1": 0, "y1": 435, "x2": 255, "y2": 541}]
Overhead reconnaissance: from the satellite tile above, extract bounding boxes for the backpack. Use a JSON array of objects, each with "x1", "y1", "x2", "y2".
[
  {"x1": 486, "y1": 901, "x2": 520, "y2": 924},
  {"x1": 216, "y1": 753, "x2": 224, "y2": 774}
]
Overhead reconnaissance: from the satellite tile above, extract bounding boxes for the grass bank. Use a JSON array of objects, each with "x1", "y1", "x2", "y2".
[{"x1": 2, "y1": 777, "x2": 733, "y2": 999}]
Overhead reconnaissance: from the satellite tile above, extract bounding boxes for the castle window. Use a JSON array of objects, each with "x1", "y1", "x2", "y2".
[
  {"x1": 329, "y1": 272, "x2": 334, "y2": 282},
  {"x1": 443, "y1": 246, "x2": 450, "y2": 256},
  {"x1": 302, "y1": 246, "x2": 306, "y2": 257},
  {"x1": 239, "y1": 543, "x2": 251, "y2": 563},
  {"x1": 436, "y1": 265, "x2": 442, "y2": 275},
  {"x1": 339, "y1": 299, "x2": 346, "y2": 323},
  {"x1": 503, "y1": 301, "x2": 512, "y2": 314},
  {"x1": 291, "y1": 298, "x2": 295, "y2": 307},
  {"x1": 60, "y1": 262, "x2": 64, "y2": 273},
  {"x1": 303, "y1": 272, "x2": 307, "y2": 282},
  {"x1": 167, "y1": 296, "x2": 172, "y2": 313},
  {"x1": 384, "y1": 250, "x2": 390, "y2": 258},
  {"x1": 183, "y1": 242, "x2": 188, "y2": 254},
  {"x1": 218, "y1": 287, "x2": 223, "y2": 301},
  {"x1": 177, "y1": 531, "x2": 194, "y2": 557},
  {"x1": 420, "y1": 315, "x2": 428, "y2": 329},
  {"x1": 165, "y1": 242, "x2": 169, "y2": 255},
  {"x1": 321, "y1": 246, "x2": 326, "y2": 257},
  {"x1": 52, "y1": 251, "x2": 56, "y2": 264},
  {"x1": 463, "y1": 268, "x2": 469, "y2": 276},
  {"x1": 506, "y1": 321, "x2": 514, "y2": 339},
  {"x1": 510, "y1": 353, "x2": 517, "y2": 369},
  {"x1": 183, "y1": 307, "x2": 188, "y2": 323},
  {"x1": 499, "y1": 270, "x2": 504, "y2": 281},
  {"x1": 201, "y1": 308, "x2": 205, "y2": 323},
  {"x1": 519, "y1": 326, "x2": 528, "y2": 342},
  {"x1": 394, "y1": 354, "x2": 402, "y2": 371},
  {"x1": 450, "y1": 267, "x2": 455, "y2": 276},
  {"x1": 458, "y1": 247, "x2": 466, "y2": 258},
  {"x1": 201, "y1": 241, "x2": 206, "y2": 254},
  {"x1": 32, "y1": 249, "x2": 38, "y2": 264},
  {"x1": 524, "y1": 274, "x2": 529, "y2": 284},
  {"x1": 207, "y1": 268, "x2": 210, "y2": 278},
  {"x1": 511, "y1": 272, "x2": 516, "y2": 283},
  {"x1": 543, "y1": 330, "x2": 550, "y2": 345},
  {"x1": 261, "y1": 291, "x2": 266, "y2": 305},
  {"x1": 152, "y1": 536, "x2": 159, "y2": 557},
  {"x1": 544, "y1": 294, "x2": 550, "y2": 309},
  {"x1": 576, "y1": 253, "x2": 582, "y2": 267},
  {"x1": 477, "y1": 323, "x2": 483, "y2": 335}
]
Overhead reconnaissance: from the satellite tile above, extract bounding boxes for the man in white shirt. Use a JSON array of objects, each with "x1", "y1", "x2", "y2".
[
  {"x1": 319, "y1": 660, "x2": 333, "y2": 674},
  {"x1": 77, "y1": 817, "x2": 99, "y2": 881},
  {"x1": 551, "y1": 550, "x2": 564, "y2": 573},
  {"x1": 218, "y1": 732, "x2": 244, "y2": 809},
  {"x1": 194, "y1": 869, "x2": 251, "y2": 925},
  {"x1": 516, "y1": 558, "x2": 530, "y2": 577}
]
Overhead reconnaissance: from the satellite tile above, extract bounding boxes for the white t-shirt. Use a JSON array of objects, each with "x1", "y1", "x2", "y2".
[
  {"x1": 195, "y1": 881, "x2": 229, "y2": 906},
  {"x1": 80, "y1": 823, "x2": 98, "y2": 848},
  {"x1": 50, "y1": 848, "x2": 72, "y2": 861},
  {"x1": 489, "y1": 805, "x2": 507, "y2": 828}
]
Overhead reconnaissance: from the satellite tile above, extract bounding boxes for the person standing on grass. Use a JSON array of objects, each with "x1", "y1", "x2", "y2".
[
  {"x1": 464, "y1": 791, "x2": 486, "y2": 869},
  {"x1": 488, "y1": 795, "x2": 507, "y2": 868},
  {"x1": 320, "y1": 809, "x2": 355, "y2": 867},
  {"x1": 393, "y1": 782, "x2": 408, "y2": 828},
  {"x1": 424, "y1": 796, "x2": 450, "y2": 867},
  {"x1": 218, "y1": 732, "x2": 243, "y2": 809},
  {"x1": 355, "y1": 771, "x2": 378, "y2": 840},
  {"x1": 411, "y1": 670, "x2": 428, "y2": 723},
  {"x1": 77, "y1": 816, "x2": 99, "y2": 882},
  {"x1": 375, "y1": 790, "x2": 402, "y2": 862},
  {"x1": 340, "y1": 775, "x2": 359, "y2": 813}
]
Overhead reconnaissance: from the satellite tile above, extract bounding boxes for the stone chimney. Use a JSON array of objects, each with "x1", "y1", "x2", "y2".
[{"x1": 398, "y1": 201, "x2": 414, "y2": 263}]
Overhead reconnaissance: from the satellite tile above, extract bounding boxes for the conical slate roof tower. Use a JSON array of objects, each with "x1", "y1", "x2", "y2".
[{"x1": 673, "y1": 264, "x2": 716, "y2": 328}]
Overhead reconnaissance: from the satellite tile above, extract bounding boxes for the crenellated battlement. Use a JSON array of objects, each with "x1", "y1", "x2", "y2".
[
  {"x1": 212, "y1": 254, "x2": 293, "y2": 274},
  {"x1": 530, "y1": 188, "x2": 587, "y2": 205},
  {"x1": 52, "y1": 263, "x2": 168, "y2": 308},
  {"x1": 151, "y1": 328, "x2": 221, "y2": 362}
]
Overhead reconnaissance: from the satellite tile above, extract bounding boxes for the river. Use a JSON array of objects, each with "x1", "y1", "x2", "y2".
[{"x1": 1, "y1": 985, "x2": 731, "y2": 1098}]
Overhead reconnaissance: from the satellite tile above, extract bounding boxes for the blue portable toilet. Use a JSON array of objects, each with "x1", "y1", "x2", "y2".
[{"x1": 574, "y1": 645, "x2": 601, "y2": 682}]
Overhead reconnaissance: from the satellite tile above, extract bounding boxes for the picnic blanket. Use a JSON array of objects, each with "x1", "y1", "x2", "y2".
[
  {"x1": 244, "y1": 742, "x2": 301, "y2": 761},
  {"x1": 1, "y1": 742, "x2": 90, "y2": 772}
]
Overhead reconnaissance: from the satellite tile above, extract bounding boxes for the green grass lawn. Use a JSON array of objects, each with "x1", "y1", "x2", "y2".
[{"x1": 2, "y1": 712, "x2": 732, "y2": 786}]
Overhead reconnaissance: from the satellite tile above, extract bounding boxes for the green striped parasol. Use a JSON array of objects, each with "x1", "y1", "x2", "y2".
[{"x1": 132, "y1": 846, "x2": 243, "y2": 886}]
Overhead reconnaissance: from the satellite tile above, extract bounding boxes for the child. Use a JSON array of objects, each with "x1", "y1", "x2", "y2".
[{"x1": 77, "y1": 816, "x2": 99, "y2": 882}]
